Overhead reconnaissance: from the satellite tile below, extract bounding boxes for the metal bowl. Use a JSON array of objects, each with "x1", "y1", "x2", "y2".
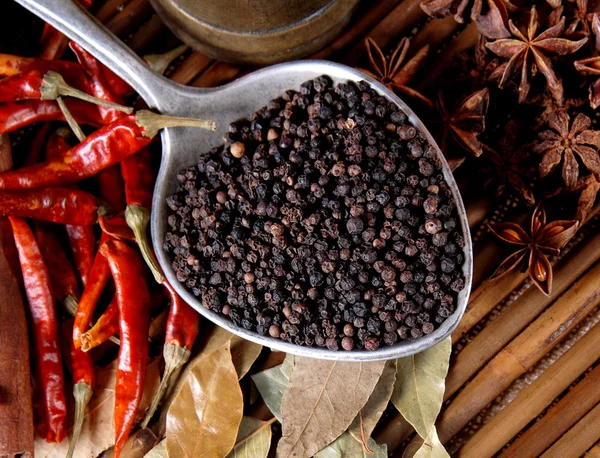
[{"x1": 151, "y1": 62, "x2": 474, "y2": 362}]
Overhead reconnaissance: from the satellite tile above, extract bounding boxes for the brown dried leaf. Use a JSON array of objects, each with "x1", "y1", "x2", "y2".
[
  {"x1": 34, "y1": 359, "x2": 160, "y2": 458},
  {"x1": 348, "y1": 359, "x2": 397, "y2": 445},
  {"x1": 166, "y1": 340, "x2": 243, "y2": 458},
  {"x1": 276, "y1": 358, "x2": 386, "y2": 458}
]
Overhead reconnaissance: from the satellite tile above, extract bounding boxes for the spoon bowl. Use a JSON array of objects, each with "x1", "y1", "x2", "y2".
[{"x1": 15, "y1": 0, "x2": 473, "y2": 361}]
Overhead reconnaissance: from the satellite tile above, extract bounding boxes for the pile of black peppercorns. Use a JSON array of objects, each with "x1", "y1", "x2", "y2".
[{"x1": 164, "y1": 76, "x2": 466, "y2": 351}]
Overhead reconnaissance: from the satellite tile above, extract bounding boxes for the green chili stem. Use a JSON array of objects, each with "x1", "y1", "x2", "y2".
[
  {"x1": 125, "y1": 204, "x2": 165, "y2": 284},
  {"x1": 66, "y1": 382, "x2": 93, "y2": 458}
]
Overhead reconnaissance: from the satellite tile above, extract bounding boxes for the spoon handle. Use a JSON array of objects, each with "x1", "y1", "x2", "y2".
[{"x1": 14, "y1": 0, "x2": 167, "y2": 109}]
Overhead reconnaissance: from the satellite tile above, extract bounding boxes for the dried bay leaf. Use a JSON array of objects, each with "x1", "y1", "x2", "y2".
[
  {"x1": 314, "y1": 432, "x2": 388, "y2": 458},
  {"x1": 226, "y1": 416, "x2": 273, "y2": 458},
  {"x1": 391, "y1": 338, "x2": 451, "y2": 457},
  {"x1": 251, "y1": 354, "x2": 294, "y2": 421},
  {"x1": 348, "y1": 359, "x2": 397, "y2": 445},
  {"x1": 413, "y1": 428, "x2": 449, "y2": 458},
  {"x1": 277, "y1": 358, "x2": 385, "y2": 458},
  {"x1": 34, "y1": 359, "x2": 160, "y2": 458},
  {"x1": 144, "y1": 439, "x2": 167, "y2": 458},
  {"x1": 166, "y1": 340, "x2": 243, "y2": 458}
]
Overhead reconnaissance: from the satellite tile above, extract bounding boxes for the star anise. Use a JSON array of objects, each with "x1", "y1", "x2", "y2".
[
  {"x1": 486, "y1": 6, "x2": 588, "y2": 104},
  {"x1": 549, "y1": 173, "x2": 600, "y2": 221},
  {"x1": 358, "y1": 37, "x2": 432, "y2": 108},
  {"x1": 549, "y1": 0, "x2": 593, "y2": 38},
  {"x1": 420, "y1": 0, "x2": 511, "y2": 38},
  {"x1": 488, "y1": 203, "x2": 579, "y2": 295},
  {"x1": 437, "y1": 88, "x2": 490, "y2": 159},
  {"x1": 534, "y1": 111, "x2": 600, "y2": 189},
  {"x1": 574, "y1": 13, "x2": 600, "y2": 108},
  {"x1": 482, "y1": 121, "x2": 535, "y2": 204}
]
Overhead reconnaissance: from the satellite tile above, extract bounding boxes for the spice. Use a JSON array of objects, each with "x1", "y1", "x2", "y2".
[
  {"x1": 0, "y1": 188, "x2": 99, "y2": 225},
  {"x1": 100, "y1": 239, "x2": 150, "y2": 458},
  {"x1": 10, "y1": 216, "x2": 67, "y2": 442},
  {"x1": 488, "y1": 203, "x2": 578, "y2": 295},
  {"x1": 80, "y1": 297, "x2": 119, "y2": 352},
  {"x1": 0, "y1": 111, "x2": 214, "y2": 190},
  {"x1": 141, "y1": 281, "x2": 200, "y2": 428},
  {"x1": 165, "y1": 77, "x2": 467, "y2": 350}
]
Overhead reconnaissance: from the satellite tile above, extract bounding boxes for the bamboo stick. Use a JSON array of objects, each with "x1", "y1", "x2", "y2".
[
  {"x1": 587, "y1": 444, "x2": 600, "y2": 458},
  {"x1": 419, "y1": 23, "x2": 480, "y2": 89},
  {"x1": 311, "y1": 0, "x2": 404, "y2": 60},
  {"x1": 470, "y1": 240, "x2": 506, "y2": 287},
  {"x1": 192, "y1": 61, "x2": 242, "y2": 88},
  {"x1": 106, "y1": 0, "x2": 153, "y2": 38},
  {"x1": 409, "y1": 16, "x2": 460, "y2": 56},
  {"x1": 127, "y1": 14, "x2": 167, "y2": 53},
  {"x1": 169, "y1": 52, "x2": 213, "y2": 85},
  {"x1": 539, "y1": 403, "x2": 600, "y2": 458},
  {"x1": 446, "y1": 230, "x2": 600, "y2": 398},
  {"x1": 498, "y1": 362, "x2": 600, "y2": 458},
  {"x1": 465, "y1": 195, "x2": 494, "y2": 229},
  {"x1": 456, "y1": 325, "x2": 600, "y2": 458},
  {"x1": 341, "y1": 0, "x2": 427, "y2": 67},
  {"x1": 436, "y1": 261, "x2": 600, "y2": 443},
  {"x1": 95, "y1": 0, "x2": 133, "y2": 23}
]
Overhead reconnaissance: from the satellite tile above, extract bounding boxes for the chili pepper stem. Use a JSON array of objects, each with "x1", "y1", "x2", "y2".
[
  {"x1": 41, "y1": 71, "x2": 133, "y2": 114},
  {"x1": 144, "y1": 45, "x2": 189, "y2": 76},
  {"x1": 67, "y1": 295, "x2": 121, "y2": 348},
  {"x1": 66, "y1": 382, "x2": 93, "y2": 458},
  {"x1": 125, "y1": 204, "x2": 165, "y2": 284},
  {"x1": 80, "y1": 331, "x2": 120, "y2": 351},
  {"x1": 57, "y1": 96, "x2": 86, "y2": 142},
  {"x1": 135, "y1": 110, "x2": 216, "y2": 138},
  {"x1": 140, "y1": 342, "x2": 191, "y2": 429}
]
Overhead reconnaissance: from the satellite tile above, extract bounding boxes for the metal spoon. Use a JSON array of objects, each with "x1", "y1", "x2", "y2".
[{"x1": 14, "y1": 0, "x2": 472, "y2": 361}]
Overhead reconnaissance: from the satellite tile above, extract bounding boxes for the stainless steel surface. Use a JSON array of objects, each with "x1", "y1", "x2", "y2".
[{"x1": 14, "y1": 0, "x2": 473, "y2": 361}]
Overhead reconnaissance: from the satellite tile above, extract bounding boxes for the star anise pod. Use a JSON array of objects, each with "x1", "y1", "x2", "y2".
[
  {"x1": 549, "y1": 0, "x2": 592, "y2": 37},
  {"x1": 437, "y1": 88, "x2": 490, "y2": 158},
  {"x1": 358, "y1": 37, "x2": 432, "y2": 108},
  {"x1": 534, "y1": 111, "x2": 600, "y2": 189},
  {"x1": 548, "y1": 173, "x2": 600, "y2": 221},
  {"x1": 420, "y1": 0, "x2": 511, "y2": 38},
  {"x1": 486, "y1": 6, "x2": 588, "y2": 104},
  {"x1": 482, "y1": 121, "x2": 535, "y2": 204},
  {"x1": 574, "y1": 13, "x2": 600, "y2": 108},
  {"x1": 488, "y1": 203, "x2": 579, "y2": 295}
]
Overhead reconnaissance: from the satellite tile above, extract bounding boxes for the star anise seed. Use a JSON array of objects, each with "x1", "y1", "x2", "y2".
[
  {"x1": 534, "y1": 112, "x2": 600, "y2": 190},
  {"x1": 488, "y1": 203, "x2": 579, "y2": 295},
  {"x1": 486, "y1": 6, "x2": 588, "y2": 104},
  {"x1": 357, "y1": 37, "x2": 433, "y2": 108}
]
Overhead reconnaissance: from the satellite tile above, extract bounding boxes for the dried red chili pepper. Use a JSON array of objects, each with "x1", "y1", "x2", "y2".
[
  {"x1": 0, "y1": 70, "x2": 132, "y2": 115},
  {"x1": 141, "y1": 281, "x2": 200, "y2": 428},
  {"x1": 9, "y1": 216, "x2": 67, "y2": 442},
  {"x1": 40, "y1": 0, "x2": 93, "y2": 60},
  {"x1": 33, "y1": 222, "x2": 80, "y2": 303},
  {"x1": 46, "y1": 129, "x2": 97, "y2": 287},
  {"x1": 80, "y1": 296, "x2": 119, "y2": 352},
  {"x1": 99, "y1": 213, "x2": 136, "y2": 241},
  {"x1": 25, "y1": 123, "x2": 52, "y2": 166},
  {"x1": 70, "y1": 43, "x2": 129, "y2": 211},
  {"x1": 0, "y1": 111, "x2": 215, "y2": 189},
  {"x1": 0, "y1": 187, "x2": 99, "y2": 225},
  {"x1": 0, "y1": 53, "x2": 131, "y2": 97},
  {"x1": 100, "y1": 239, "x2": 150, "y2": 458},
  {"x1": 0, "y1": 99, "x2": 104, "y2": 134},
  {"x1": 122, "y1": 147, "x2": 163, "y2": 282},
  {"x1": 72, "y1": 235, "x2": 111, "y2": 348}
]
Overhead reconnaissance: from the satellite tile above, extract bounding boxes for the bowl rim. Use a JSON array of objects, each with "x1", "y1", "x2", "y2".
[{"x1": 152, "y1": 60, "x2": 473, "y2": 362}]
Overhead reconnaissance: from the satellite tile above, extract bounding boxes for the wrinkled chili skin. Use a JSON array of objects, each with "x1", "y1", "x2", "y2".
[
  {"x1": 72, "y1": 234, "x2": 111, "y2": 348},
  {"x1": 46, "y1": 130, "x2": 97, "y2": 287},
  {"x1": 0, "y1": 99, "x2": 103, "y2": 134},
  {"x1": 34, "y1": 222, "x2": 80, "y2": 301},
  {"x1": 0, "y1": 188, "x2": 98, "y2": 225},
  {"x1": 165, "y1": 281, "x2": 200, "y2": 350},
  {"x1": 81, "y1": 296, "x2": 119, "y2": 351},
  {"x1": 0, "y1": 115, "x2": 151, "y2": 189},
  {"x1": 100, "y1": 239, "x2": 150, "y2": 458},
  {"x1": 9, "y1": 216, "x2": 67, "y2": 442},
  {"x1": 121, "y1": 146, "x2": 155, "y2": 209}
]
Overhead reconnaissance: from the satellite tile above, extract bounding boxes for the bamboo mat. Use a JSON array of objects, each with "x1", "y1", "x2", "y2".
[{"x1": 6, "y1": 0, "x2": 600, "y2": 456}]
